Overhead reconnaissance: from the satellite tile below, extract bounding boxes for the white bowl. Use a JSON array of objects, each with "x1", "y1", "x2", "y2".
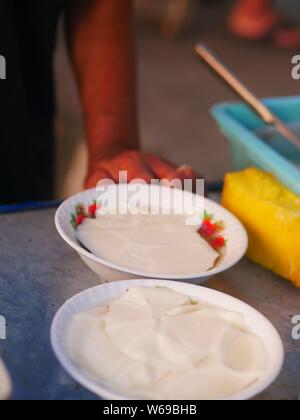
[
  {"x1": 0, "y1": 359, "x2": 12, "y2": 400},
  {"x1": 51, "y1": 279, "x2": 284, "y2": 400},
  {"x1": 55, "y1": 185, "x2": 248, "y2": 283}
]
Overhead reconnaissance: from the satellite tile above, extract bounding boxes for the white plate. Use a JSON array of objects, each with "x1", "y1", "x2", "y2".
[
  {"x1": 0, "y1": 358, "x2": 12, "y2": 400},
  {"x1": 55, "y1": 184, "x2": 248, "y2": 283},
  {"x1": 51, "y1": 279, "x2": 284, "y2": 400}
]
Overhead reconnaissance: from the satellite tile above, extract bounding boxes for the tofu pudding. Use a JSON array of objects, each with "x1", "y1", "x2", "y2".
[
  {"x1": 67, "y1": 287, "x2": 267, "y2": 400},
  {"x1": 76, "y1": 213, "x2": 219, "y2": 275}
]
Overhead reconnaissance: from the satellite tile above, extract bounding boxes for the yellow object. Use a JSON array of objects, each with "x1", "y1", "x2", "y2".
[{"x1": 222, "y1": 167, "x2": 300, "y2": 288}]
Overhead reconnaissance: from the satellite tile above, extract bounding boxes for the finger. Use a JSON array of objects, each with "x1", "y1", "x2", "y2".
[
  {"x1": 84, "y1": 168, "x2": 112, "y2": 189},
  {"x1": 176, "y1": 164, "x2": 198, "y2": 180},
  {"x1": 143, "y1": 153, "x2": 179, "y2": 182},
  {"x1": 176, "y1": 165, "x2": 201, "y2": 194},
  {"x1": 100, "y1": 150, "x2": 154, "y2": 183}
]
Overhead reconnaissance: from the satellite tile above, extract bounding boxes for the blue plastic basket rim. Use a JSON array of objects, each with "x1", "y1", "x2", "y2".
[{"x1": 211, "y1": 96, "x2": 300, "y2": 193}]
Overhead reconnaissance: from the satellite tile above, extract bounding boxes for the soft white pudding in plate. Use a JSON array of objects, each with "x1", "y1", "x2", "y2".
[
  {"x1": 0, "y1": 359, "x2": 12, "y2": 400},
  {"x1": 76, "y1": 213, "x2": 219, "y2": 275},
  {"x1": 55, "y1": 185, "x2": 249, "y2": 282},
  {"x1": 67, "y1": 286, "x2": 267, "y2": 400}
]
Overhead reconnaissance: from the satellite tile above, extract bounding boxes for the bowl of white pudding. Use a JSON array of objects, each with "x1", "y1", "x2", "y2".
[
  {"x1": 51, "y1": 279, "x2": 284, "y2": 400},
  {"x1": 55, "y1": 184, "x2": 248, "y2": 283},
  {"x1": 0, "y1": 359, "x2": 12, "y2": 400}
]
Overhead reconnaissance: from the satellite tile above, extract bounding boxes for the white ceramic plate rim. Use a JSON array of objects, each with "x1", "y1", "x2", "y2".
[
  {"x1": 0, "y1": 358, "x2": 12, "y2": 400},
  {"x1": 55, "y1": 186, "x2": 248, "y2": 280},
  {"x1": 51, "y1": 279, "x2": 284, "y2": 401}
]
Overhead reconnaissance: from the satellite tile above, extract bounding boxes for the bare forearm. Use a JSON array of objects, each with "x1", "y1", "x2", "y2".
[{"x1": 66, "y1": 0, "x2": 139, "y2": 172}]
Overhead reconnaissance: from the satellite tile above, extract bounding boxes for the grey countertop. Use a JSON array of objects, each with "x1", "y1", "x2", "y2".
[{"x1": 0, "y1": 208, "x2": 299, "y2": 400}]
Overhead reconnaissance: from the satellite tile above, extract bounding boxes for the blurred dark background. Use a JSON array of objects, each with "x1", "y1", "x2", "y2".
[{"x1": 54, "y1": 0, "x2": 299, "y2": 197}]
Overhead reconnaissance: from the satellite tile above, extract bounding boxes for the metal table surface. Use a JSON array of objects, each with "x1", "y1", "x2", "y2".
[{"x1": 0, "y1": 208, "x2": 299, "y2": 400}]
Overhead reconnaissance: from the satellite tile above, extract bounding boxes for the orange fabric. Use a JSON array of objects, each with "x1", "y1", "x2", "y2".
[
  {"x1": 233, "y1": 0, "x2": 273, "y2": 14},
  {"x1": 229, "y1": 0, "x2": 279, "y2": 40}
]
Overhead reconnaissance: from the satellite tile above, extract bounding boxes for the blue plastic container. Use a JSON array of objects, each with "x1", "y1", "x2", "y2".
[{"x1": 211, "y1": 96, "x2": 300, "y2": 196}]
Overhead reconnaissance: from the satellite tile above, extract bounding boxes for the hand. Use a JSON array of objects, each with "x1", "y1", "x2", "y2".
[{"x1": 84, "y1": 150, "x2": 198, "y2": 189}]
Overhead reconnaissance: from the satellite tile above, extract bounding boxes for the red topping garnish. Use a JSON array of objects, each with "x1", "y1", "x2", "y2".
[
  {"x1": 71, "y1": 201, "x2": 99, "y2": 229},
  {"x1": 198, "y1": 213, "x2": 226, "y2": 252},
  {"x1": 88, "y1": 203, "x2": 97, "y2": 218},
  {"x1": 199, "y1": 219, "x2": 217, "y2": 237},
  {"x1": 211, "y1": 236, "x2": 225, "y2": 250},
  {"x1": 75, "y1": 214, "x2": 86, "y2": 226}
]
